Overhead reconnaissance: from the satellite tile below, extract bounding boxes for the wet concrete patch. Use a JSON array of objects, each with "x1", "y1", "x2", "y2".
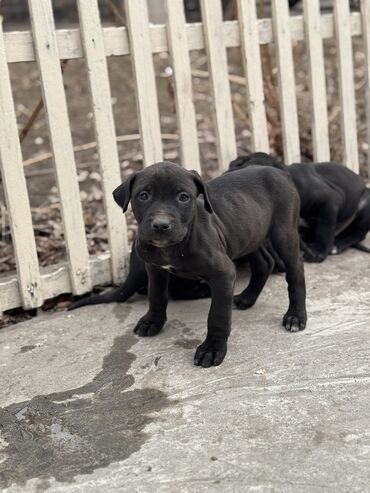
[
  {"x1": 173, "y1": 338, "x2": 201, "y2": 350},
  {"x1": 0, "y1": 327, "x2": 172, "y2": 489},
  {"x1": 19, "y1": 345, "x2": 37, "y2": 353},
  {"x1": 168, "y1": 319, "x2": 201, "y2": 350}
]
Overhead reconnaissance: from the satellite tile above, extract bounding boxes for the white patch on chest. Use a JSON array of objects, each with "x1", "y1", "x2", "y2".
[{"x1": 162, "y1": 265, "x2": 173, "y2": 271}]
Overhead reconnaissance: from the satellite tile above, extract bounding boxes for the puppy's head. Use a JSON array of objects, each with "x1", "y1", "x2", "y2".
[
  {"x1": 229, "y1": 152, "x2": 286, "y2": 172},
  {"x1": 113, "y1": 162, "x2": 213, "y2": 247}
]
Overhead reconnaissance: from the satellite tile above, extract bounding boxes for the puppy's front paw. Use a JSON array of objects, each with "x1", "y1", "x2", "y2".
[
  {"x1": 194, "y1": 342, "x2": 227, "y2": 368},
  {"x1": 282, "y1": 311, "x2": 307, "y2": 332},
  {"x1": 233, "y1": 293, "x2": 256, "y2": 310},
  {"x1": 134, "y1": 314, "x2": 165, "y2": 337}
]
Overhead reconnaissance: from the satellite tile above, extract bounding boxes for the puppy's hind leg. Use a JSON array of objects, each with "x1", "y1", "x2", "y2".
[
  {"x1": 234, "y1": 248, "x2": 274, "y2": 310},
  {"x1": 271, "y1": 228, "x2": 307, "y2": 332},
  {"x1": 333, "y1": 191, "x2": 370, "y2": 254},
  {"x1": 266, "y1": 239, "x2": 286, "y2": 273},
  {"x1": 303, "y1": 203, "x2": 339, "y2": 262}
]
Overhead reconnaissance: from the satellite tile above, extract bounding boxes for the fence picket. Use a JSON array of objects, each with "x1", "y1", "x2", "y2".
[
  {"x1": 303, "y1": 0, "x2": 330, "y2": 162},
  {"x1": 237, "y1": 0, "x2": 269, "y2": 152},
  {"x1": 0, "y1": 23, "x2": 42, "y2": 311},
  {"x1": 28, "y1": 0, "x2": 92, "y2": 294},
  {"x1": 334, "y1": 0, "x2": 359, "y2": 172},
  {"x1": 271, "y1": 0, "x2": 300, "y2": 163},
  {"x1": 165, "y1": 0, "x2": 201, "y2": 172},
  {"x1": 76, "y1": 0, "x2": 128, "y2": 284},
  {"x1": 1, "y1": 255, "x2": 112, "y2": 313},
  {"x1": 125, "y1": 0, "x2": 163, "y2": 166},
  {"x1": 361, "y1": 0, "x2": 370, "y2": 176},
  {"x1": 200, "y1": 0, "x2": 237, "y2": 171},
  {"x1": 0, "y1": 3, "x2": 367, "y2": 314}
]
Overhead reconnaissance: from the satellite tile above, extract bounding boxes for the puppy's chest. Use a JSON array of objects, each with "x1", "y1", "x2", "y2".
[
  {"x1": 156, "y1": 261, "x2": 188, "y2": 276},
  {"x1": 155, "y1": 257, "x2": 202, "y2": 279},
  {"x1": 137, "y1": 243, "x2": 202, "y2": 279}
]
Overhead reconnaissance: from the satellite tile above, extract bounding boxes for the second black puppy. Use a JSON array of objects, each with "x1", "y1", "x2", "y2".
[
  {"x1": 68, "y1": 244, "x2": 211, "y2": 310},
  {"x1": 113, "y1": 162, "x2": 307, "y2": 368},
  {"x1": 230, "y1": 153, "x2": 370, "y2": 262}
]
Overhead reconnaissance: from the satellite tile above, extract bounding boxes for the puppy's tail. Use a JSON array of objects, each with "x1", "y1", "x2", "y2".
[
  {"x1": 353, "y1": 242, "x2": 370, "y2": 254},
  {"x1": 68, "y1": 253, "x2": 149, "y2": 310},
  {"x1": 68, "y1": 284, "x2": 138, "y2": 311}
]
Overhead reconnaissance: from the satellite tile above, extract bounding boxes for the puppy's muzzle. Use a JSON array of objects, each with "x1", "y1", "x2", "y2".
[{"x1": 151, "y1": 217, "x2": 172, "y2": 232}]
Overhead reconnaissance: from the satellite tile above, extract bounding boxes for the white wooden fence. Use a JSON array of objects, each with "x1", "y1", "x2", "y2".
[{"x1": 0, "y1": 0, "x2": 369, "y2": 315}]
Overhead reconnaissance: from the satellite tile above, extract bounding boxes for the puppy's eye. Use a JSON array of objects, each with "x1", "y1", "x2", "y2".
[
  {"x1": 178, "y1": 192, "x2": 190, "y2": 202},
  {"x1": 138, "y1": 191, "x2": 149, "y2": 201}
]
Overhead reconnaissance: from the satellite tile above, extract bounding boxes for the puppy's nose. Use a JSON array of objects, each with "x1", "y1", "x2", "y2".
[{"x1": 152, "y1": 217, "x2": 171, "y2": 231}]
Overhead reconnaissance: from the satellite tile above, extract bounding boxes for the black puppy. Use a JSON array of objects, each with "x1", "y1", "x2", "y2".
[
  {"x1": 230, "y1": 153, "x2": 370, "y2": 262},
  {"x1": 113, "y1": 161, "x2": 306, "y2": 368},
  {"x1": 68, "y1": 244, "x2": 211, "y2": 310}
]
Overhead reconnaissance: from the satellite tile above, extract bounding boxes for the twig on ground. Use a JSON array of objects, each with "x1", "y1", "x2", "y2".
[{"x1": 22, "y1": 133, "x2": 180, "y2": 167}]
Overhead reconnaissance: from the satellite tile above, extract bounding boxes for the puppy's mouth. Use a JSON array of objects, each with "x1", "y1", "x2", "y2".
[
  {"x1": 139, "y1": 231, "x2": 187, "y2": 248},
  {"x1": 149, "y1": 239, "x2": 178, "y2": 247}
]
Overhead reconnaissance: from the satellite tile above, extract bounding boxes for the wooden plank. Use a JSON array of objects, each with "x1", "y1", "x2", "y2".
[
  {"x1": 76, "y1": 0, "x2": 128, "y2": 284},
  {"x1": 0, "y1": 23, "x2": 43, "y2": 310},
  {"x1": 303, "y1": 0, "x2": 330, "y2": 162},
  {"x1": 361, "y1": 0, "x2": 370, "y2": 176},
  {"x1": 3, "y1": 13, "x2": 363, "y2": 64},
  {"x1": 237, "y1": 0, "x2": 269, "y2": 152},
  {"x1": 125, "y1": 0, "x2": 163, "y2": 165},
  {"x1": 271, "y1": 0, "x2": 300, "y2": 163},
  {"x1": 165, "y1": 0, "x2": 201, "y2": 172},
  {"x1": 200, "y1": 0, "x2": 237, "y2": 171},
  {"x1": 0, "y1": 254, "x2": 112, "y2": 314},
  {"x1": 28, "y1": 0, "x2": 92, "y2": 294},
  {"x1": 334, "y1": 0, "x2": 359, "y2": 172}
]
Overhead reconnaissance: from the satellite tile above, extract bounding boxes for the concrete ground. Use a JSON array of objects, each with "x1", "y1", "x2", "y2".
[{"x1": 1, "y1": 248, "x2": 370, "y2": 493}]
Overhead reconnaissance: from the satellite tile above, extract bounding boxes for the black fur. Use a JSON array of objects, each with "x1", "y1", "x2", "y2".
[
  {"x1": 68, "y1": 245, "x2": 211, "y2": 310},
  {"x1": 229, "y1": 152, "x2": 370, "y2": 262},
  {"x1": 111, "y1": 162, "x2": 306, "y2": 367}
]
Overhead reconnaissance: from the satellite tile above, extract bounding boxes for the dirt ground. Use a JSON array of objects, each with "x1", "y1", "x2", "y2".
[{"x1": 0, "y1": 12, "x2": 369, "y2": 293}]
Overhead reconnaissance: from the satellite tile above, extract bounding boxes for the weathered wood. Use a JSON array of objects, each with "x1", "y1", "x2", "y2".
[
  {"x1": 303, "y1": 0, "x2": 330, "y2": 162},
  {"x1": 0, "y1": 255, "x2": 112, "y2": 314},
  {"x1": 334, "y1": 0, "x2": 359, "y2": 172},
  {"x1": 125, "y1": 0, "x2": 163, "y2": 165},
  {"x1": 165, "y1": 0, "x2": 201, "y2": 172},
  {"x1": 237, "y1": 0, "x2": 269, "y2": 152},
  {"x1": 1, "y1": 4, "x2": 365, "y2": 313},
  {"x1": 28, "y1": 0, "x2": 92, "y2": 294},
  {"x1": 4, "y1": 14, "x2": 363, "y2": 64},
  {"x1": 200, "y1": 0, "x2": 237, "y2": 171},
  {"x1": 0, "y1": 23, "x2": 42, "y2": 310},
  {"x1": 271, "y1": 0, "x2": 300, "y2": 163},
  {"x1": 361, "y1": 0, "x2": 370, "y2": 176},
  {"x1": 76, "y1": 0, "x2": 128, "y2": 284}
]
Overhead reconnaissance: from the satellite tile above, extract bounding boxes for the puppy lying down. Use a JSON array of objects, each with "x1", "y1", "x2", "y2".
[
  {"x1": 229, "y1": 153, "x2": 370, "y2": 262},
  {"x1": 109, "y1": 161, "x2": 306, "y2": 367}
]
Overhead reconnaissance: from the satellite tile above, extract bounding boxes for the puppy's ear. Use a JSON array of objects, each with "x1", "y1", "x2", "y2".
[
  {"x1": 189, "y1": 170, "x2": 213, "y2": 214},
  {"x1": 228, "y1": 156, "x2": 248, "y2": 170},
  {"x1": 112, "y1": 173, "x2": 137, "y2": 212}
]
